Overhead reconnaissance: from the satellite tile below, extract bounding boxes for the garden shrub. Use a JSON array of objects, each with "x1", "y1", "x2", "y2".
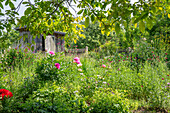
[
  {"x1": 17, "y1": 83, "x2": 88, "y2": 112},
  {"x1": 88, "y1": 90, "x2": 135, "y2": 113}
]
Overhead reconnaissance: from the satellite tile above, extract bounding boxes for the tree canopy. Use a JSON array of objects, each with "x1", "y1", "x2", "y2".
[{"x1": 0, "y1": 0, "x2": 169, "y2": 42}]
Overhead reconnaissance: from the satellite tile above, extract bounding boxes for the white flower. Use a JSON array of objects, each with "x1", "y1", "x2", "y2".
[
  {"x1": 74, "y1": 91, "x2": 78, "y2": 93},
  {"x1": 103, "y1": 82, "x2": 107, "y2": 84},
  {"x1": 77, "y1": 63, "x2": 82, "y2": 67},
  {"x1": 80, "y1": 73, "x2": 84, "y2": 75}
]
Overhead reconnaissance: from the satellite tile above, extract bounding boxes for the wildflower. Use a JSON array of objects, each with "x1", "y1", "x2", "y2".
[
  {"x1": 102, "y1": 64, "x2": 106, "y2": 68},
  {"x1": 141, "y1": 85, "x2": 143, "y2": 87},
  {"x1": 0, "y1": 89, "x2": 13, "y2": 100},
  {"x1": 74, "y1": 57, "x2": 80, "y2": 62},
  {"x1": 118, "y1": 68, "x2": 120, "y2": 71},
  {"x1": 110, "y1": 61, "x2": 113, "y2": 63},
  {"x1": 49, "y1": 51, "x2": 55, "y2": 55},
  {"x1": 78, "y1": 69, "x2": 82, "y2": 72},
  {"x1": 55, "y1": 63, "x2": 60, "y2": 69},
  {"x1": 165, "y1": 58, "x2": 168, "y2": 59},
  {"x1": 80, "y1": 73, "x2": 84, "y2": 75},
  {"x1": 162, "y1": 78, "x2": 164, "y2": 80},
  {"x1": 103, "y1": 82, "x2": 107, "y2": 84},
  {"x1": 167, "y1": 75, "x2": 169, "y2": 76},
  {"x1": 152, "y1": 51, "x2": 154, "y2": 53},
  {"x1": 153, "y1": 55, "x2": 155, "y2": 57},
  {"x1": 77, "y1": 63, "x2": 82, "y2": 67},
  {"x1": 165, "y1": 53, "x2": 167, "y2": 55},
  {"x1": 15, "y1": 48, "x2": 17, "y2": 50},
  {"x1": 167, "y1": 83, "x2": 170, "y2": 85},
  {"x1": 73, "y1": 91, "x2": 78, "y2": 93},
  {"x1": 76, "y1": 61, "x2": 81, "y2": 64},
  {"x1": 97, "y1": 75, "x2": 100, "y2": 77}
]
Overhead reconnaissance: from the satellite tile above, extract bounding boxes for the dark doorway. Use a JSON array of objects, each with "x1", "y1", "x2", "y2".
[{"x1": 42, "y1": 36, "x2": 45, "y2": 51}]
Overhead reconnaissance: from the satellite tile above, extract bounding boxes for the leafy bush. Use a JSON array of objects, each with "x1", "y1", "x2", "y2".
[
  {"x1": 88, "y1": 90, "x2": 136, "y2": 113},
  {"x1": 36, "y1": 52, "x2": 71, "y2": 81}
]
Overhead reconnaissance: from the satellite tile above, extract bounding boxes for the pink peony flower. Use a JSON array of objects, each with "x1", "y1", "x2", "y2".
[
  {"x1": 74, "y1": 57, "x2": 80, "y2": 62},
  {"x1": 102, "y1": 64, "x2": 106, "y2": 68},
  {"x1": 76, "y1": 61, "x2": 81, "y2": 64},
  {"x1": 55, "y1": 63, "x2": 60, "y2": 69},
  {"x1": 49, "y1": 51, "x2": 55, "y2": 55}
]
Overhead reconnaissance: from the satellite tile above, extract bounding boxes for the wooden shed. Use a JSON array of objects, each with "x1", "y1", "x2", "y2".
[{"x1": 15, "y1": 26, "x2": 65, "y2": 53}]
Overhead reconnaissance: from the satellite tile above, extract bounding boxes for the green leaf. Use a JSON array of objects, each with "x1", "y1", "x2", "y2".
[
  {"x1": 0, "y1": 2, "x2": 4, "y2": 9},
  {"x1": 134, "y1": 12, "x2": 148, "y2": 23},
  {"x1": 146, "y1": 18, "x2": 153, "y2": 30},
  {"x1": 24, "y1": 7, "x2": 32, "y2": 15},
  {"x1": 77, "y1": 9, "x2": 83, "y2": 15},
  {"x1": 48, "y1": 19, "x2": 51, "y2": 25},
  {"x1": 22, "y1": 2, "x2": 29, "y2": 4},
  {"x1": 85, "y1": 17, "x2": 89, "y2": 27},
  {"x1": 5, "y1": 0, "x2": 9, "y2": 6},
  {"x1": 9, "y1": 2, "x2": 15, "y2": 9},
  {"x1": 0, "y1": 13, "x2": 4, "y2": 16},
  {"x1": 91, "y1": 14, "x2": 95, "y2": 22},
  {"x1": 139, "y1": 21, "x2": 145, "y2": 33},
  {"x1": 83, "y1": 9, "x2": 87, "y2": 17},
  {"x1": 115, "y1": 22, "x2": 120, "y2": 34}
]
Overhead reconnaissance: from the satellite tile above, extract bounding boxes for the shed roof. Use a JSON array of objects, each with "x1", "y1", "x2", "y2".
[{"x1": 15, "y1": 26, "x2": 65, "y2": 36}]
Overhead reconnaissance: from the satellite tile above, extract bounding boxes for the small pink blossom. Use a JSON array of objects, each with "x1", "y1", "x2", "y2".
[
  {"x1": 74, "y1": 57, "x2": 80, "y2": 62},
  {"x1": 165, "y1": 53, "x2": 167, "y2": 55},
  {"x1": 162, "y1": 78, "x2": 164, "y2": 80},
  {"x1": 55, "y1": 63, "x2": 60, "y2": 69},
  {"x1": 76, "y1": 61, "x2": 81, "y2": 64},
  {"x1": 49, "y1": 51, "x2": 55, "y2": 55},
  {"x1": 102, "y1": 64, "x2": 106, "y2": 68}
]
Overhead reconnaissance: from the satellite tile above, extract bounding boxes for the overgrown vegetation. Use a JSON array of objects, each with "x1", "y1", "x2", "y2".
[{"x1": 0, "y1": 46, "x2": 169, "y2": 112}]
